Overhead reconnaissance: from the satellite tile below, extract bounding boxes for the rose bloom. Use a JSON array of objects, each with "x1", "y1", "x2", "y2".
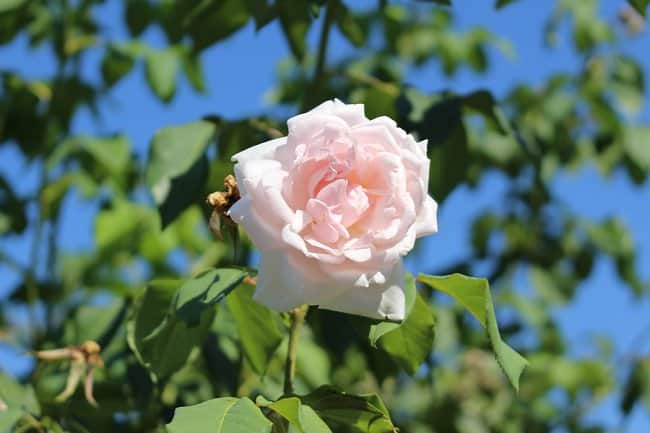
[{"x1": 229, "y1": 100, "x2": 437, "y2": 320}]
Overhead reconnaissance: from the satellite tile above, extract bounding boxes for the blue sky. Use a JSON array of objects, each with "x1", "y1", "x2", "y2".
[{"x1": 1, "y1": 0, "x2": 649, "y2": 431}]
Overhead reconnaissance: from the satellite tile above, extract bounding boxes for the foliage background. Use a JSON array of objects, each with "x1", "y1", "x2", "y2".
[{"x1": 1, "y1": 0, "x2": 650, "y2": 432}]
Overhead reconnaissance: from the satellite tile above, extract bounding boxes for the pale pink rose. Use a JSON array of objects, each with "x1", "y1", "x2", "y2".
[{"x1": 228, "y1": 100, "x2": 438, "y2": 320}]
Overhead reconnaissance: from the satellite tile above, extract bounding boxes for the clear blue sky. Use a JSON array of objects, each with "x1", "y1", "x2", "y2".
[{"x1": 1, "y1": 0, "x2": 649, "y2": 431}]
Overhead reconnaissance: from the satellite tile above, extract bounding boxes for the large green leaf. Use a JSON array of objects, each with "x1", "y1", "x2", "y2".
[
  {"x1": 302, "y1": 386, "x2": 396, "y2": 433},
  {"x1": 418, "y1": 273, "x2": 528, "y2": 391},
  {"x1": 167, "y1": 397, "x2": 272, "y2": 433},
  {"x1": 225, "y1": 282, "x2": 283, "y2": 375},
  {"x1": 183, "y1": 0, "x2": 251, "y2": 51},
  {"x1": 144, "y1": 47, "x2": 179, "y2": 102},
  {"x1": 262, "y1": 397, "x2": 332, "y2": 433},
  {"x1": 358, "y1": 273, "x2": 435, "y2": 375},
  {"x1": 375, "y1": 293, "x2": 435, "y2": 375},
  {"x1": 145, "y1": 120, "x2": 215, "y2": 228},
  {"x1": 127, "y1": 269, "x2": 245, "y2": 379}
]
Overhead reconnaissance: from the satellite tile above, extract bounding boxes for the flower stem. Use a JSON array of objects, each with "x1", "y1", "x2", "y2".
[
  {"x1": 283, "y1": 304, "x2": 309, "y2": 396},
  {"x1": 302, "y1": 0, "x2": 336, "y2": 111}
]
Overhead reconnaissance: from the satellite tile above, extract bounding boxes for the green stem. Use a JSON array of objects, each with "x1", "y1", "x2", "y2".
[
  {"x1": 283, "y1": 305, "x2": 309, "y2": 396},
  {"x1": 302, "y1": 0, "x2": 337, "y2": 111}
]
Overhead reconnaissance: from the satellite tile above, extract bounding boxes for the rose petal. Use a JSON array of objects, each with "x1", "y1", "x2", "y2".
[
  {"x1": 316, "y1": 260, "x2": 406, "y2": 320},
  {"x1": 228, "y1": 197, "x2": 283, "y2": 251},
  {"x1": 253, "y1": 252, "x2": 305, "y2": 311},
  {"x1": 415, "y1": 196, "x2": 438, "y2": 237},
  {"x1": 232, "y1": 137, "x2": 286, "y2": 164}
]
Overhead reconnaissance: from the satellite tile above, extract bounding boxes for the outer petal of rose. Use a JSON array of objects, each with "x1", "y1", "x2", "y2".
[
  {"x1": 231, "y1": 137, "x2": 286, "y2": 165},
  {"x1": 316, "y1": 260, "x2": 406, "y2": 321},
  {"x1": 415, "y1": 196, "x2": 438, "y2": 237},
  {"x1": 242, "y1": 168, "x2": 294, "y2": 227},
  {"x1": 228, "y1": 197, "x2": 284, "y2": 251},
  {"x1": 330, "y1": 99, "x2": 367, "y2": 126},
  {"x1": 253, "y1": 252, "x2": 305, "y2": 311},
  {"x1": 235, "y1": 159, "x2": 283, "y2": 196}
]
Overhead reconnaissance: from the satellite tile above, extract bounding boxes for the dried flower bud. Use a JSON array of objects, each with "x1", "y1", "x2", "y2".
[
  {"x1": 32, "y1": 340, "x2": 104, "y2": 407},
  {"x1": 619, "y1": 5, "x2": 645, "y2": 35},
  {"x1": 206, "y1": 175, "x2": 241, "y2": 239}
]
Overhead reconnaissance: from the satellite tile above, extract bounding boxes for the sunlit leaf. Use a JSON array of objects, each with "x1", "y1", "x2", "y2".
[
  {"x1": 127, "y1": 269, "x2": 245, "y2": 379},
  {"x1": 144, "y1": 47, "x2": 179, "y2": 102},
  {"x1": 167, "y1": 397, "x2": 272, "y2": 433},
  {"x1": 418, "y1": 273, "x2": 528, "y2": 390},
  {"x1": 145, "y1": 120, "x2": 215, "y2": 228}
]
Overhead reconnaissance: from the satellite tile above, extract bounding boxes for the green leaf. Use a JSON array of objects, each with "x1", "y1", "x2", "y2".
[
  {"x1": 167, "y1": 397, "x2": 272, "y2": 433},
  {"x1": 127, "y1": 269, "x2": 245, "y2": 379},
  {"x1": 0, "y1": 176, "x2": 26, "y2": 234},
  {"x1": 495, "y1": 0, "x2": 518, "y2": 8},
  {"x1": 183, "y1": 0, "x2": 251, "y2": 51},
  {"x1": 145, "y1": 120, "x2": 215, "y2": 228},
  {"x1": 375, "y1": 293, "x2": 435, "y2": 375},
  {"x1": 48, "y1": 135, "x2": 131, "y2": 178},
  {"x1": 144, "y1": 47, "x2": 179, "y2": 102},
  {"x1": 225, "y1": 282, "x2": 283, "y2": 375},
  {"x1": 624, "y1": 126, "x2": 650, "y2": 171},
  {"x1": 399, "y1": 90, "x2": 470, "y2": 202},
  {"x1": 125, "y1": 0, "x2": 153, "y2": 36},
  {"x1": 264, "y1": 397, "x2": 332, "y2": 433},
  {"x1": 0, "y1": 0, "x2": 28, "y2": 13},
  {"x1": 621, "y1": 359, "x2": 650, "y2": 414},
  {"x1": 302, "y1": 386, "x2": 396, "y2": 433},
  {"x1": 629, "y1": 0, "x2": 649, "y2": 17},
  {"x1": 353, "y1": 274, "x2": 435, "y2": 375},
  {"x1": 95, "y1": 201, "x2": 150, "y2": 253},
  {"x1": 335, "y1": 1, "x2": 366, "y2": 48},
  {"x1": 64, "y1": 299, "x2": 123, "y2": 345},
  {"x1": 611, "y1": 56, "x2": 644, "y2": 114},
  {"x1": 0, "y1": 373, "x2": 40, "y2": 433},
  {"x1": 101, "y1": 44, "x2": 135, "y2": 88},
  {"x1": 418, "y1": 273, "x2": 528, "y2": 390},
  {"x1": 367, "y1": 273, "x2": 418, "y2": 346},
  {"x1": 40, "y1": 173, "x2": 96, "y2": 220},
  {"x1": 181, "y1": 49, "x2": 205, "y2": 92},
  {"x1": 462, "y1": 89, "x2": 509, "y2": 134},
  {"x1": 278, "y1": 0, "x2": 311, "y2": 60}
]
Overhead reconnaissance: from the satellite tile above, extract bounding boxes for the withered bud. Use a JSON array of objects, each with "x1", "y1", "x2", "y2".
[
  {"x1": 32, "y1": 340, "x2": 104, "y2": 407},
  {"x1": 206, "y1": 175, "x2": 241, "y2": 239},
  {"x1": 619, "y1": 5, "x2": 645, "y2": 35}
]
